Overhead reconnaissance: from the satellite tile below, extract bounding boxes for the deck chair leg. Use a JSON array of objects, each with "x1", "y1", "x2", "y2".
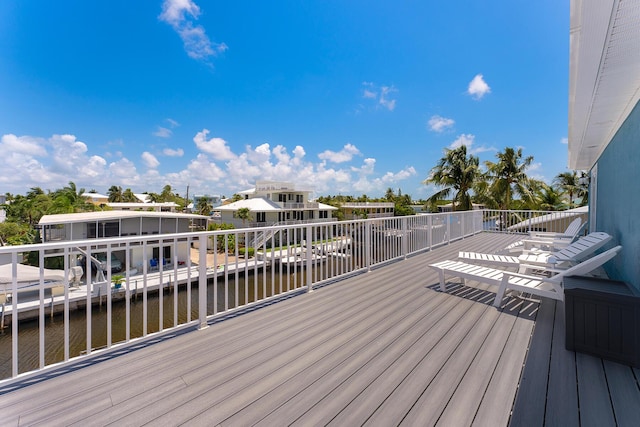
[
  {"x1": 438, "y1": 270, "x2": 447, "y2": 292},
  {"x1": 494, "y1": 276, "x2": 509, "y2": 307}
]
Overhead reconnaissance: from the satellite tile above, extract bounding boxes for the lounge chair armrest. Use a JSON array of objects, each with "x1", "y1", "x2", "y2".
[{"x1": 500, "y1": 270, "x2": 557, "y2": 283}]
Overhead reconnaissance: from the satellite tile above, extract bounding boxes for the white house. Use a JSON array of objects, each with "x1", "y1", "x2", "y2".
[
  {"x1": 215, "y1": 181, "x2": 337, "y2": 228},
  {"x1": 340, "y1": 202, "x2": 395, "y2": 219},
  {"x1": 38, "y1": 211, "x2": 208, "y2": 273}
]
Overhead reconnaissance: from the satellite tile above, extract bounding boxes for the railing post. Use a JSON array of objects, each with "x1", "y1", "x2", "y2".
[
  {"x1": 306, "y1": 224, "x2": 313, "y2": 293},
  {"x1": 198, "y1": 235, "x2": 208, "y2": 330},
  {"x1": 365, "y1": 221, "x2": 372, "y2": 271},
  {"x1": 447, "y1": 214, "x2": 451, "y2": 244},
  {"x1": 461, "y1": 213, "x2": 466, "y2": 238},
  {"x1": 403, "y1": 217, "x2": 409, "y2": 258},
  {"x1": 428, "y1": 215, "x2": 433, "y2": 250}
]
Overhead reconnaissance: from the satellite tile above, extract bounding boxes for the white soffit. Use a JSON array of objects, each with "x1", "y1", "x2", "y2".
[{"x1": 569, "y1": 0, "x2": 640, "y2": 170}]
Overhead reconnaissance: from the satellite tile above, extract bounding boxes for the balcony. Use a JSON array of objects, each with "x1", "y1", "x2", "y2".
[{"x1": 0, "y1": 210, "x2": 636, "y2": 424}]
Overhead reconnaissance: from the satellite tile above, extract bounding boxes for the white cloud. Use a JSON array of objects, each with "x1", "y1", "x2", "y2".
[
  {"x1": 159, "y1": 0, "x2": 227, "y2": 62},
  {"x1": 379, "y1": 86, "x2": 397, "y2": 111},
  {"x1": 428, "y1": 115, "x2": 455, "y2": 133},
  {"x1": 0, "y1": 130, "x2": 420, "y2": 199},
  {"x1": 142, "y1": 151, "x2": 160, "y2": 169},
  {"x1": 0, "y1": 134, "x2": 47, "y2": 156},
  {"x1": 163, "y1": 147, "x2": 184, "y2": 157},
  {"x1": 561, "y1": 137, "x2": 568, "y2": 144},
  {"x1": 363, "y1": 89, "x2": 376, "y2": 99},
  {"x1": 318, "y1": 143, "x2": 361, "y2": 163},
  {"x1": 193, "y1": 129, "x2": 236, "y2": 160},
  {"x1": 166, "y1": 118, "x2": 180, "y2": 128},
  {"x1": 449, "y1": 134, "x2": 475, "y2": 149},
  {"x1": 467, "y1": 74, "x2": 491, "y2": 100},
  {"x1": 361, "y1": 82, "x2": 397, "y2": 111},
  {"x1": 109, "y1": 158, "x2": 140, "y2": 186},
  {"x1": 153, "y1": 127, "x2": 172, "y2": 138}
]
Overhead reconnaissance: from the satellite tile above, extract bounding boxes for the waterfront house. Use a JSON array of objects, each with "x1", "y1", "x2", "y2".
[
  {"x1": 214, "y1": 180, "x2": 337, "y2": 228},
  {"x1": 38, "y1": 211, "x2": 208, "y2": 273},
  {"x1": 81, "y1": 192, "x2": 109, "y2": 206},
  {"x1": 339, "y1": 202, "x2": 394, "y2": 219},
  {"x1": 569, "y1": 0, "x2": 640, "y2": 289}
]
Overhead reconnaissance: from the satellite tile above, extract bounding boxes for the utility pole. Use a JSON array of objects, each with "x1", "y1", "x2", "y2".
[{"x1": 184, "y1": 184, "x2": 189, "y2": 212}]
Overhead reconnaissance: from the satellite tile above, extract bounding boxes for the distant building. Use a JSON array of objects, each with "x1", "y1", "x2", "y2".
[
  {"x1": 340, "y1": 202, "x2": 395, "y2": 219},
  {"x1": 437, "y1": 203, "x2": 485, "y2": 213},
  {"x1": 107, "y1": 202, "x2": 179, "y2": 212},
  {"x1": 38, "y1": 211, "x2": 208, "y2": 273},
  {"x1": 215, "y1": 181, "x2": 337, "y2": 228},
  {"x1": 81, "y1": 192, "x2": 109, "y2": 206}
]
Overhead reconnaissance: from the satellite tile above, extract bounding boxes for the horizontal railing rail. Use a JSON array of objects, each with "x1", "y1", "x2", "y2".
[{"x1": 0, "y1": 209, "x2": 561, "y2": 384}]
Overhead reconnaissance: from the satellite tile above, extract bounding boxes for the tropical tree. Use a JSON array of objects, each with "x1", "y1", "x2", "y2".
[
  {"x1": 384, "y1": 188, "x2": 395, "y2": 202},
  {"x1": 107, "y1": 185, "x2": 123, "y2": 202},
  {"x1": 51, "y1": 181, "x2": 94, "y2": 213},
  {"x1": 537, "y1": 185, "x2": 568, "y2": 211},
  {"x1": 236, "y1": 207, "x2": 252, "y2": 226},
  {"x1": 122, "y1": 188, "x2": 137, "y2": 202},
  {"x1": 196, "y1": 198, "x2": 213, "y2": 216},
  {"x1": 484, "y1": 147, "x2": 535, "y2": 210},
  {"x1": 577, "y1": 171, "x2": 590, "y2": 206},
  {"x1": 553, "y1": 171, "x2": 582, "y2": 209},
  {"x1": 423, "y1": 145, "x2": 480, "y2": 211}
]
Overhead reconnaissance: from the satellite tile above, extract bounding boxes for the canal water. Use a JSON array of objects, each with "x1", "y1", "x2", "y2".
[{"x1": 0, "y1": 267, "x2": 310, "y2": 380}]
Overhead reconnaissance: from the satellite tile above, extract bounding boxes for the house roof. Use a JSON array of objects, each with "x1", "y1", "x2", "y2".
[
  {"x1": 216, "y1": 198, "x2": 284, "y2": 212},
  {"x1": 216, "y1": 198, "x2": 337, "y2": 212},
  {"x1": 39, "y1": 210, "x2": 208, "y2": 226},
  {"x1": 81, "y1": 192, "x2": 109, "y2": 199},
  {"x1": 569, "y1": 0, "x2": 640, "y2": 170},
  {"x1": 107, "y1": 202, "x2": 179, "y2": 209}
]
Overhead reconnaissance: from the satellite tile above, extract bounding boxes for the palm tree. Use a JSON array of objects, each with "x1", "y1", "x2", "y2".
[
  {"x1": 122, "y1": 188, "x2": 137, "y2": 202},
  {"x1": 553, "y1": 171, "x2": 581, "y2": 209},
  {"x1": 196, "y1": 198, "x2": 213, "y2": 216},
  {"x1": 484, "y1": 147, "x2": 535, "y2": 210},
  {"x1": 236, "y1": 207, "x2": 252, "y2": 226},
  {"x1": 577, "y1": 171, "x2": 590, "y2": 206},
  {"x1": 538, "y1": 185, "x2": 568, "y2": 211},
  {"x1": 107, "y1": 185, "x2": 123, "y2": 202},
  {"x1": 423, "y1": 145, "x2": 480, "y2": 211},
  {"x1": 52, "y1": 181, "x2": 93, "y2": 213}
]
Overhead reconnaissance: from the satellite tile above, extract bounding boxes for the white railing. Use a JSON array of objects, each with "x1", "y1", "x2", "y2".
[
  {"x1": 0, "y1": 210, "x2": 487, "y2": 384},
  {"x1": 482, "y1": 209, "x2": 588, "y2": 234}
]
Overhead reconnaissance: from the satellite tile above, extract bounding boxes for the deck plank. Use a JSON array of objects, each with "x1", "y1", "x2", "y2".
[
  {"x1": 465, "y1": 299, "x2": 537, "y2": 427},
  {"x1": 545, "y1": 300, "x2": 580, "y2": 426},
  {"x1": 508, "y1": 299, "x2": 556, "y2": 427},
  {"x1": 604, "y1": 360, "x2": 640, "y2": 427},
  {"x1": 576, "y1": 353, "x2": 616, "y2": 426}
]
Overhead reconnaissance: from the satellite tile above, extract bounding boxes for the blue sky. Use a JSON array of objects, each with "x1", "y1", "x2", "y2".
[{"x1": 0, "y1": 0, "x2": 569, "y2": 199}]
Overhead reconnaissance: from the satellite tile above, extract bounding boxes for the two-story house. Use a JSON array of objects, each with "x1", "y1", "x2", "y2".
[{"x1": 215, "y1": 181, "x2": 337, "y2": 228}]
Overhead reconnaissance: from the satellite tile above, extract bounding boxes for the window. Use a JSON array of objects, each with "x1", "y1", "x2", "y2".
[{"x1": 256, "y1": 212, "x2": 266, "y2": 222}]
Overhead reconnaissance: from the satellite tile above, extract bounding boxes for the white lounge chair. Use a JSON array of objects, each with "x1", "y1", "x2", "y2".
[
  {"x1": 500, "y1": 217, "x2": 585, "y2": 254},
  {"x1": 429, "y1": 245, "x2": 621, "y2": 307},
  {"x1": 458, "y1": 232, "x2": 612, "y2": 273}
]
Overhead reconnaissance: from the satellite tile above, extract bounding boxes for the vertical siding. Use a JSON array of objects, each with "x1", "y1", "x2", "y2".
[{"x1": 594, "y1": 99, "x2": 640, "y2": 289}]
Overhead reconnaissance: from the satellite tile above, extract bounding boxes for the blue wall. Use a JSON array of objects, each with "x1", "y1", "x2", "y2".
[{"x1": 595, "y1": 99, "x2": 640, "y2": 289}]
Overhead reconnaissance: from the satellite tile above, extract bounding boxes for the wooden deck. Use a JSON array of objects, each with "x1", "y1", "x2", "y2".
[{"x1": 1, "y1": 233, "x2": 639, "y2": 426}]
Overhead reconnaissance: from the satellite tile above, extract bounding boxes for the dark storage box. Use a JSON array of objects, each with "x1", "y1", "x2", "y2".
[{"x1": 565, "y1": 276, "x2": 640, "y2": 367}]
